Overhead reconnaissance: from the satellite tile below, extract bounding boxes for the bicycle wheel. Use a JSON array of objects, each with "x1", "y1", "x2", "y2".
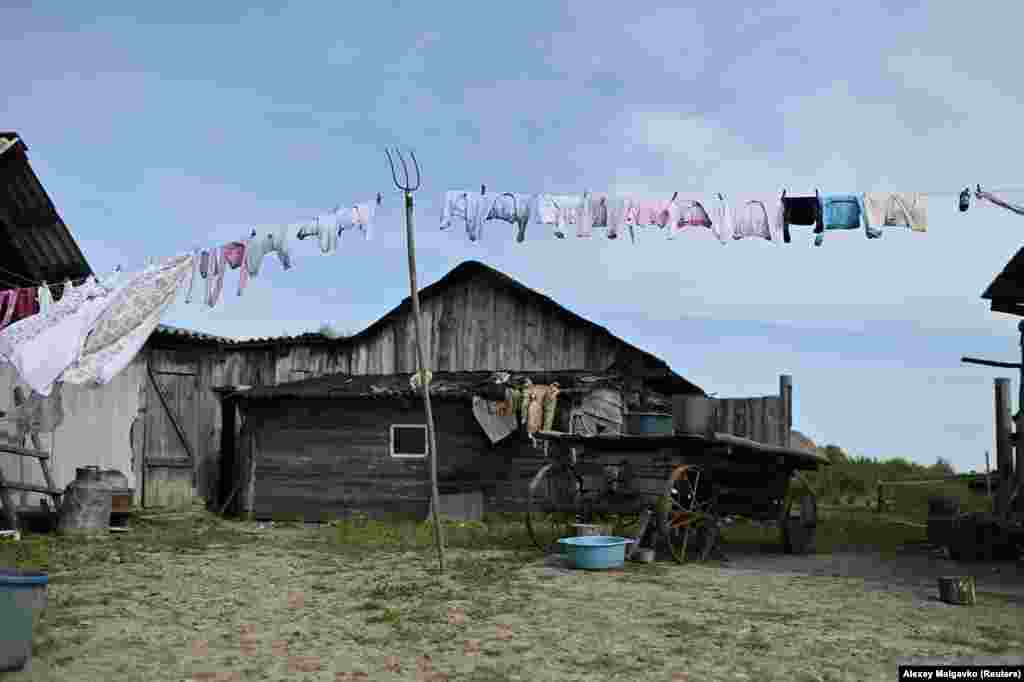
[{"x1": 526, "y1": 462, "x2": 581, "y2": 553}]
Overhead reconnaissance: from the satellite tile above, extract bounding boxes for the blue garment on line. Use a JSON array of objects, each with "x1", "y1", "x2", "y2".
[{"x1": 816, "y1": 194, "x2": 880, "y2": 246}]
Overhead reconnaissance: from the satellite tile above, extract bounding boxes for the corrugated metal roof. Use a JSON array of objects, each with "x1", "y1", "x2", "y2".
[
  {"x1": 0, "y1": 132, "x2": 93, "y2": 289},
  {"x1": 152, "y1": 324, "x2": 237, "y2": 344}
]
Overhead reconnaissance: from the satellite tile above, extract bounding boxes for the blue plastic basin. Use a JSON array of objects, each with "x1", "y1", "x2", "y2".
[
  {"x1": 0, "y1": 569, "x2": 49, "y2": 672},
  {"x1": 557, "y1": 536, "x2": 633, "y2": 570}
]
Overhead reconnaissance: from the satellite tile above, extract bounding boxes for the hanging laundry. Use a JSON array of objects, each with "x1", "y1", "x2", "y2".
[
  {"x1": 440, "y1": 191, "x2": 491, "y2": 242},
  {"x1": 0, "y1": 290, "x2": 17, "y2": 330},
  {"x1": 206, "y1": 247, "x2": 225, "y2": 308},
  {"x1": 668, "y1": 195, "x2": 723, "y2": 241},
  {"x1": 622, "y1": 197, "x2": 644, "y2": 243},
  {"x1": 577, "y1": 192, "x2": 596, "y2": 238},
  {"x1": 62, "y1": 255, "x2": 193, "y2": 387},
  {"x1": 351, "y1": 201, "x2": 376, "y2": 241},
  {"x1": 815, "y1": 194, "x2": 879, "y2": 247},
  {"x1": 37, "y1": 283, "x2": 53, "y2": 314},
  {"x1": 247, "y1": 224, "x2": 293, "y2": 276},
  {"x1": 221, "y1": 241, "x2": 249, "y2": 296},
  {"x1": 584, "y1": 193, "x2": 615, "y2": 239},
  {"x1": 959, "y1": 188, "x2": 971, "y2": 213},
  {"x1": 298, "y1": 214, "x2": 338, "y2": 254},
  {"x1": 486, "y1": 193, "x2": 533, "y2": 242},
  {"x1": 781, "y1": 192, "x2": 824, "y2": 244},
  {"x1": 184, "y1": 248, "x2": 200, "y2": 304},
  {"x1": 976, "y1": 189, "x2": 1024, "y2": 217},
  {"x1": 862, "y1": 192, "x2": 928, "y2": 233},
  {"x1": 731, "y1": 196, "x2": 784, "y2": 242},
  {"x1": 0, "y1": 277, "x2": 113, "y2": 396},
  {"x1": 605, "y1": 196, "x2": 626, "y2": 240},
  {"x1": 633, "y1": 198, "x2": 682, "y2": 235},
  {"x1": 535, "y1": 194, "x2": 585, "y2": 239},
  {"x1": 12, "y1": 287, "x2": 39, "y2": 322}
]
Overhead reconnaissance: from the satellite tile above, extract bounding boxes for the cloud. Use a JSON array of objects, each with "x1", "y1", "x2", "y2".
[
  {"x1": 326, "y1": 42, "x2": 361, "y2": 66},
  {"x1": 264, "y1": 110, "x2": 321, "y2": 131}
]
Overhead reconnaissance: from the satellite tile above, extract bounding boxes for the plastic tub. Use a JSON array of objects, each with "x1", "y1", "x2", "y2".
[
  {"x1": 557, "y1": 536, "x2": 634, "y2": 570},
  {"x1": 0, "y1": 569, "x2": 48, "y2": 672}
]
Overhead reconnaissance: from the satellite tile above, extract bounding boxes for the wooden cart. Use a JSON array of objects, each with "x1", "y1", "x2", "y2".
[{"x1": 526, "y1": 430, "x2": 829, "y2": 562}]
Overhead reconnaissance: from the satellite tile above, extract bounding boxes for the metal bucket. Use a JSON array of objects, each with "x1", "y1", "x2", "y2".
[
  {"x1": 58, "y1": 467, "x2": 112, "y2": 536},
  {"x1": 672, "y1": 395, "x2": 716, "y2": 435}
]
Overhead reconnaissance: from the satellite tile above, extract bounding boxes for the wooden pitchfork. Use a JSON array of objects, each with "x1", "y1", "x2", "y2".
[{"x1": 385, "y1": 148, "x2": 445, "y2": 573}]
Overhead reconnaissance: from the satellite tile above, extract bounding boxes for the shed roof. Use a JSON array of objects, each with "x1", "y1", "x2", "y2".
[
  {"x1": 233, "y1": 369, "x2": 689, "y2": 401},
  {"x1": 982, "y1": 246, "x2": 1024, "y2": 317},
  {"x1": 0, "y1": 133, "x2": 93, "y2": 288}
]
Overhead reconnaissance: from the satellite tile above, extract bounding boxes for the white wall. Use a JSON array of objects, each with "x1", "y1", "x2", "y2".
[{"x1": 0, "y1": 357, "x2": 143, "y2": 507}]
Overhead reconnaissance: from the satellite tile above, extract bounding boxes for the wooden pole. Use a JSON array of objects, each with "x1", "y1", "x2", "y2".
[
  {"x1": 985, "y1": 450, "x2": 993, "y2": 504},
  {"x1": 401, "y1": 190, "x2": 445, "y2": 573},
  {"x1": 1017, "y1": 322, "x2": 1024, "y2": 505},
  {"x1": 779, "y1": 375, "x2": 792, "y2": 449},
  {"x1": 994, "y1": 378, "x2": 1012, "y2": 517}
]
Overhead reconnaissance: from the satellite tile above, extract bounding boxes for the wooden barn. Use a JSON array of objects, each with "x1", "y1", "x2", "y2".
[{"x1": 224, "y1": 260, "x2": 795, "y2": 522}]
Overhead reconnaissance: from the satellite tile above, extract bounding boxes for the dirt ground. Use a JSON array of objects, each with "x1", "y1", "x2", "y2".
[{"x1": 6, "y1": 514, "x2": 1024, "y2": 682}]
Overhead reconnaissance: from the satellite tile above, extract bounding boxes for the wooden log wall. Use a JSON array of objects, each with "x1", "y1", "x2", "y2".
[
  {"x1": 257, "y1": 275, "x2": 627, "y2": 382},
  {"x1": 240, "y1": 399, "x2": 556, "y2": 521}
]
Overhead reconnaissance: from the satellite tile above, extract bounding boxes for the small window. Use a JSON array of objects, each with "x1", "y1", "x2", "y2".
[{"x1": 390, "y1": 424, "x2": 428, "y2": 458}]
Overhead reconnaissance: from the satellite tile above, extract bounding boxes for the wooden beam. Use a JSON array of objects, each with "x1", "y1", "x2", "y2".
[
  {"x1": 0, "y1": 444, "x2": 50, "y2": 459},
  {"x1": 994, "y1": 378, "x2": 1013, "y2": 516},
  {"x1": 962, "y1": 356, "x2": 1021, "y2": 370}
]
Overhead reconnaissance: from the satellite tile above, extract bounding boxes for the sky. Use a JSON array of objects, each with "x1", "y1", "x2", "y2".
[{"x1": 3, "y1": 1, "x2": 1024, "y2": 474}]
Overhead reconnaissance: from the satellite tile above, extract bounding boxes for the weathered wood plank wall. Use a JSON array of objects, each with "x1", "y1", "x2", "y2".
[
  {"x1": 711, "y1": 376, "x2": 793, "y2": 447},
  {"x1": 240, "y1": 399, "x2": 556, "y2": 520}
]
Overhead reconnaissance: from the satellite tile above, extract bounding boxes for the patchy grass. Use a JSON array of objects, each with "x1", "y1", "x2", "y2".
[
  {"x1": 722, "y1": 507, "x2": 931, "y2": 556},
  {"x1": 1, "y1": 507, "x2": 1020, "y2": 681}
]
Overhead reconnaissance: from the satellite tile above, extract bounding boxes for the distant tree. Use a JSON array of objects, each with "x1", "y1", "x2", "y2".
[
  {"x1": 316, "y1": 323, "x2": 351, "y2": 339},
  {"x1": 929, "y1": 456, "x2": 955, "y2": 477}
]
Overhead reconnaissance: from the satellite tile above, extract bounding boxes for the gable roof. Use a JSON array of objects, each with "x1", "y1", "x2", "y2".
[
  {"x1": 982, "y1": 246, "x2": 1024, "y2": 317},
  {"x1": 0, "y1": 133, "x2": 93, "y2": 288},
  {"x1": 225, "y1": 259, "x2": 703, "y2": 394}
]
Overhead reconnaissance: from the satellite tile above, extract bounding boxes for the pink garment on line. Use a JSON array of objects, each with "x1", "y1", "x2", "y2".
[
  {"x1": 206, "y1": 248, "x2": 225, "y2": 308},
  {"x1": 0, "y1": 290, "x2": 17, "y2": 329},
  {"x1": 222, "y1": 241, "x2": 249, "y2": 296}
]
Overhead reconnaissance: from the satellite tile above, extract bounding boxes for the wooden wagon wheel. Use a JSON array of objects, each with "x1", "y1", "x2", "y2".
[
  {"x1": 658, "y1": 464, "x2": 720, "y2": 563},
  {"x1": 526, "y1": 462, "x2": 584, "y2": 554},
  {"x1": 780, "y1": 471, "x2": 818, "y2": 555}
]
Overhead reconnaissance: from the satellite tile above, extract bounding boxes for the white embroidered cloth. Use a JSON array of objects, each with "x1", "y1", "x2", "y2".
[
  {"x1": 0, "y1": 278, "x2": 113, "y2": 396},
  {"x1": 62, "y1": 255, "x2": 193, "y2": 386}
]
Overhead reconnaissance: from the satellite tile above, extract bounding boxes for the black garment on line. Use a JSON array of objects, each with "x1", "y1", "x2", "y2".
[{"x1": 782, "y1": 195, "x2": 824, "y2": 243}]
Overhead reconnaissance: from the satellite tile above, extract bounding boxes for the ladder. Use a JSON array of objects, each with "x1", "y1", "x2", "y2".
[{"x1": 0, "y1": 443, "x2": 62, "y2": 530}]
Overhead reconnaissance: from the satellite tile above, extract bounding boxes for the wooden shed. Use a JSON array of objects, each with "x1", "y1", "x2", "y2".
[{"x1": 223, "y1": 260, "x2": 718, "y2": 521}]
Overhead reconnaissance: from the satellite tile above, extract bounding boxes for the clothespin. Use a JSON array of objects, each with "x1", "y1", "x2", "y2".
[
  {"x1": 670, "y1": 191, "x2": 678, "y2": 201},
  {"x1": 976, "y1": 184, "x2": 983, "y2": 198},
  {"x1": 376, "y1": 192, "x2": 382, "y2": 205},
  {"x1": 481, "y1": 184, "x2": 487, "y2": 195},
  {"x1": 717, "y1": 192, "x2": 724, "y2": 201},
  {"x1": 250, "y1": 228, "x2": 256, "y2": 238}
]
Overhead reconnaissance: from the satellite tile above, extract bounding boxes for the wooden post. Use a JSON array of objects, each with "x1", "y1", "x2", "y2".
[
  {"x1": 779, "y1": 375, "x2": 792, "y2": 449},
  {"x1": 994, "y1": 378, "x2": 1012, "y2": 517},
  {"x1": 876, "y1": 481, "x2": 884, "y2": 513},
  {"x1": 401, "y1": 190, "x2": 445, "y2": 574},
  {"x1": 1018, "y1": 321, "x2": 1024, "y2": 502},
  {"x1": 985, "y1": 450, "x2": 993, "y2": 504}
]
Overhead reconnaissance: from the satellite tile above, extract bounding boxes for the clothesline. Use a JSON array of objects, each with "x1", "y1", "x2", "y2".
[{"x1": 439, "y1": 186, "x2": 1024, "y2": 245}]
